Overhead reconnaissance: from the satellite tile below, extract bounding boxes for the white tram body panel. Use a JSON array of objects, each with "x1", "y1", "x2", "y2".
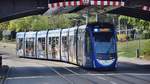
[
  {"x1": 25, "y1": 32, "x2": 37, "y2": 58},
  {"x1": 77, "y1": 25, "x2": 86, "y2": 66},
  {"x1": 68, "y1": 27, "x2": 77, "y2": 64},
  {"x1": 16, "y1": 32, "x2": 25, "y2": 57},
  {"x1": 48, "y1": 29, "x2": 61, "y2": 60},
  {"x1": 37, "y1": 31, "x2": 48, "y2": 59},
  {"x1": 61, "y1": 29, "x2": 69, "y2": 62}
]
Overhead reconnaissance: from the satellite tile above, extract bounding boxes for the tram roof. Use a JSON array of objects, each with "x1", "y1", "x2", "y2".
[
  {"x1": 37, "y1": 31, "x2": 47, "y2": 37},
  {"x1": 62, "y1": 28, "x2": 69, "y2": 32},
  {"x1": 16, "y1": 32, "x2": 25, "y2": 38},
  {"x1": 25, "y1": 31, "x2": 37, "y2": 38},
  {"x1": 48, "y1": 29, "x2": 61, "y2": 37},
  {"x1": 69, "y1": 27, "x2": 77, "y2": 31}
]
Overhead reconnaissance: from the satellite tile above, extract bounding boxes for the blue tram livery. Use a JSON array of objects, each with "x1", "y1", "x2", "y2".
[{"x1": 16, "y1": 22, "x2": 117, "y2": 70}]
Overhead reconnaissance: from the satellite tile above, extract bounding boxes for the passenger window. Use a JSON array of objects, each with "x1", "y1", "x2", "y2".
[
  {"x1": 26, "y1": 38, "x2": 35, "y2": 56},
  {"x1": 38, "y1": 38, "x2": 45, "y2": 50}
]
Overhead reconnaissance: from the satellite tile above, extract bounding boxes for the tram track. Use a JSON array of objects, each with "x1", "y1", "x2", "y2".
[
  {"x1": 48, "y1": 61, "x2": 108, "y2": 84},
  {"x1": 5, "y1": 58, "x2": 75, "y2": 84},
  {"x1": 4, "y1": 57, "x2": 150, "y2": 84},
  {"x1": 53, "y1": 62, "x2": 148, "y2": 84},
  {"x1": 7, "y1": 58, "x2": 101, "y2": 84},
  {"x1": 30, "y1": 60, "x2": 99, "y2": 84}
]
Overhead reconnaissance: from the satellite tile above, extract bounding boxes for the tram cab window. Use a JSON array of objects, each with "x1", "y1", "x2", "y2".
[
  {"x1": 94, "y1": 32, "x2": 113, "y2": 42},
  {"x1": 94, "y1": 32, "x2": 116, "y2": 54}
]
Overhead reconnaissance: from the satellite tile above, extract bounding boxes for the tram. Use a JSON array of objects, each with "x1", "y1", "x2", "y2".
[{"x1": 16, "y1": 22, "x2": 118, "y2": 69}]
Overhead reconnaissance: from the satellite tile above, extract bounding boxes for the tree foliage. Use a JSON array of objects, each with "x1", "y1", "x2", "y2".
[
  {"x1": 119, "y1": 15, "x2": 150, "y2": 39},
  {"x1": 0, "y1": 22, "x2": 9, "y2": 30},
  {"x1": 6, "y1": 14, "x2": 84, "y2": 32}
]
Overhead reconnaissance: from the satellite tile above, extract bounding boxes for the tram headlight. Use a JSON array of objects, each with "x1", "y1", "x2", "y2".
[{"x1": 94, "y1": 29, "x2": 99, "y2": 32}]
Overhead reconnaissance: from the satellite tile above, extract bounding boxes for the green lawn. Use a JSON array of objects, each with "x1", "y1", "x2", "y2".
[{"x1": 117, "y1": 39, "x2": 150, "y2": 59}]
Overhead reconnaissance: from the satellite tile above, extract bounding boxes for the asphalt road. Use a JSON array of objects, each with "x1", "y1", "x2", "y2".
[{"x1": 0, "y1": 42, "x2": 150, "y2": 84}]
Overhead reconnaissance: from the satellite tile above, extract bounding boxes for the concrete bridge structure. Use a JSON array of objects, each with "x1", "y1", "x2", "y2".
[{"x1": 0, "y1": 0, "x2": 150, "y2": 22}]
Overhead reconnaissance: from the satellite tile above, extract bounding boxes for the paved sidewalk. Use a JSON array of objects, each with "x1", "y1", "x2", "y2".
[{"x1": 118, "y1": 56, "x2": 150, "y2": 65}]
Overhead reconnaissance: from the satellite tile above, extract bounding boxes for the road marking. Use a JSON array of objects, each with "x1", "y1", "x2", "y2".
[
  {"x1": 63, "y1": 67, "x2": 79, "y2": 75},
  {"x1": 7, "y1": 75, "x2": 62, "y2": 80},
  {"x1": 110, "y1": 81, "x2": 118, "y2": 84},
  {"x1": 6, "y1": 73, "x2": 150, "y2": 80},
  {"x1": 95, "y1": 76, "x2": 107, "y2": 80},
  {"x1": 80, "y1": 73, "x2": 150, "y2": 76},
  {"x1": 43, "y1": 65, "x2": 75, "y2": 84}
]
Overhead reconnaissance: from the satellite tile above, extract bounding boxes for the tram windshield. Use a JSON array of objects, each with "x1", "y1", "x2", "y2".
[{"x1": 94, "y1": 32, "x2": 116, "y2": 53}]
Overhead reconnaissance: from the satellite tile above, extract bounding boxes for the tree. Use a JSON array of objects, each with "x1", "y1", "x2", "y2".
[
  {"x1": 0, "y1": 22, "x2": 9, "y2": 30},
  {"x1": 119, "y1": 15, "x2": 150, "y2": 39}
]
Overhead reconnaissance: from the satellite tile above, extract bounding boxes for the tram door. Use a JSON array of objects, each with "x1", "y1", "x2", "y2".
[
  {"x1": 37, "y1": 31, "x2": 47, "y2": 59},
  {"x1": 77, "y1": 28, "x2": 85, "y2": 66},
  {"x1": 25, "y1": 32, "x2": 36, "y2": 58},
  {"x1": 16, "y1": 32, "x2": 25, "y2": 57},
  {"x1": 61, "y1": 29, "x2": 69, "y2": 62},
  {"x1": 69, "y1": 28, "x2": 77, "y2": 64}
]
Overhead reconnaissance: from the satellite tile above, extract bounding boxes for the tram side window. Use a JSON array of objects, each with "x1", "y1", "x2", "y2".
[
  {"x1": 42, "y1": 38, "x2": 45, "y2": 50},
  {"x1": 62, "y1": 36, "x2": 67, "y2": 51},
  {"x1": 17, "y1": 38, "x2": 24, "y2": 56},
  {"x1": 48, "y1": 37, "x2": 52, "y2": 54},
  {"x1": 69, "y1": 36, "x2": 74, "y2": 54},
  {"x1": 38, "y1": 38, "x2": 45, "y2": 51},
  {"x1": 26, "y1": 38, "x2": 34, "y2": 56},
  {"x1": 74, "y1": 30, "x2": 77, "y2": 46},
  {"x1": 52, "y1": 37, "x2": 56, "y2": 58},
  {"x1": 55, "y1": 37, "x2": 59, "y2": 53},
  {"x1": 51, "y1": 37, "x2": 59, "y2": 58},
  {"x1": 17, "y1": 38, "x2": 23, "y2": 50}
]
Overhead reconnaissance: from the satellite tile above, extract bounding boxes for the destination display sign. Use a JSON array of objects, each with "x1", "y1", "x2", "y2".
[{"x1": 94, "y1": 28, "x2": 111, "y2": 32}]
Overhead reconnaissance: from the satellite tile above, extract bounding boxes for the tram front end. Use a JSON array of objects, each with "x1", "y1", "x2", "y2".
[{"x1": 89, "y1": 23, "x2": 117, "y2": 70}]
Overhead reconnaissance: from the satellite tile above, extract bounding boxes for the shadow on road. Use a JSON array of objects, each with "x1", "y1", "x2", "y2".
[
  {"x1": 6, "y1": 61, "x2": 150, "y2": 78},
  {"x1": 116, "y1": 62, "x2": 150, "y2": 73}
]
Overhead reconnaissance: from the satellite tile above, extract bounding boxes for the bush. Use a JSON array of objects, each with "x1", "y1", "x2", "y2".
[
  {"x1": 141, "y1": 33, "x2": 150, "y2": 39},
  {"x1": 143, "y1": 39, "x2": 150, "y2": 56}
]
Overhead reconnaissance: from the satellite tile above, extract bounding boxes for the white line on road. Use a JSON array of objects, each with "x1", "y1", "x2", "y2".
[
  {"x1": 95, "y1": 76, "x2": 107, "y2": 80},
  {"x1": 81, "y1": 73, "x2": 150, "y2": 76},
  {"x1": 63, "y1": 67, "x2": 79, "y2": 75},
  {"x1": 110, "y1": 81, "x2": 118, "y2": 84},
  {"x1": 7, "y1": 75, "x2": 61, "y2": 80}
]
